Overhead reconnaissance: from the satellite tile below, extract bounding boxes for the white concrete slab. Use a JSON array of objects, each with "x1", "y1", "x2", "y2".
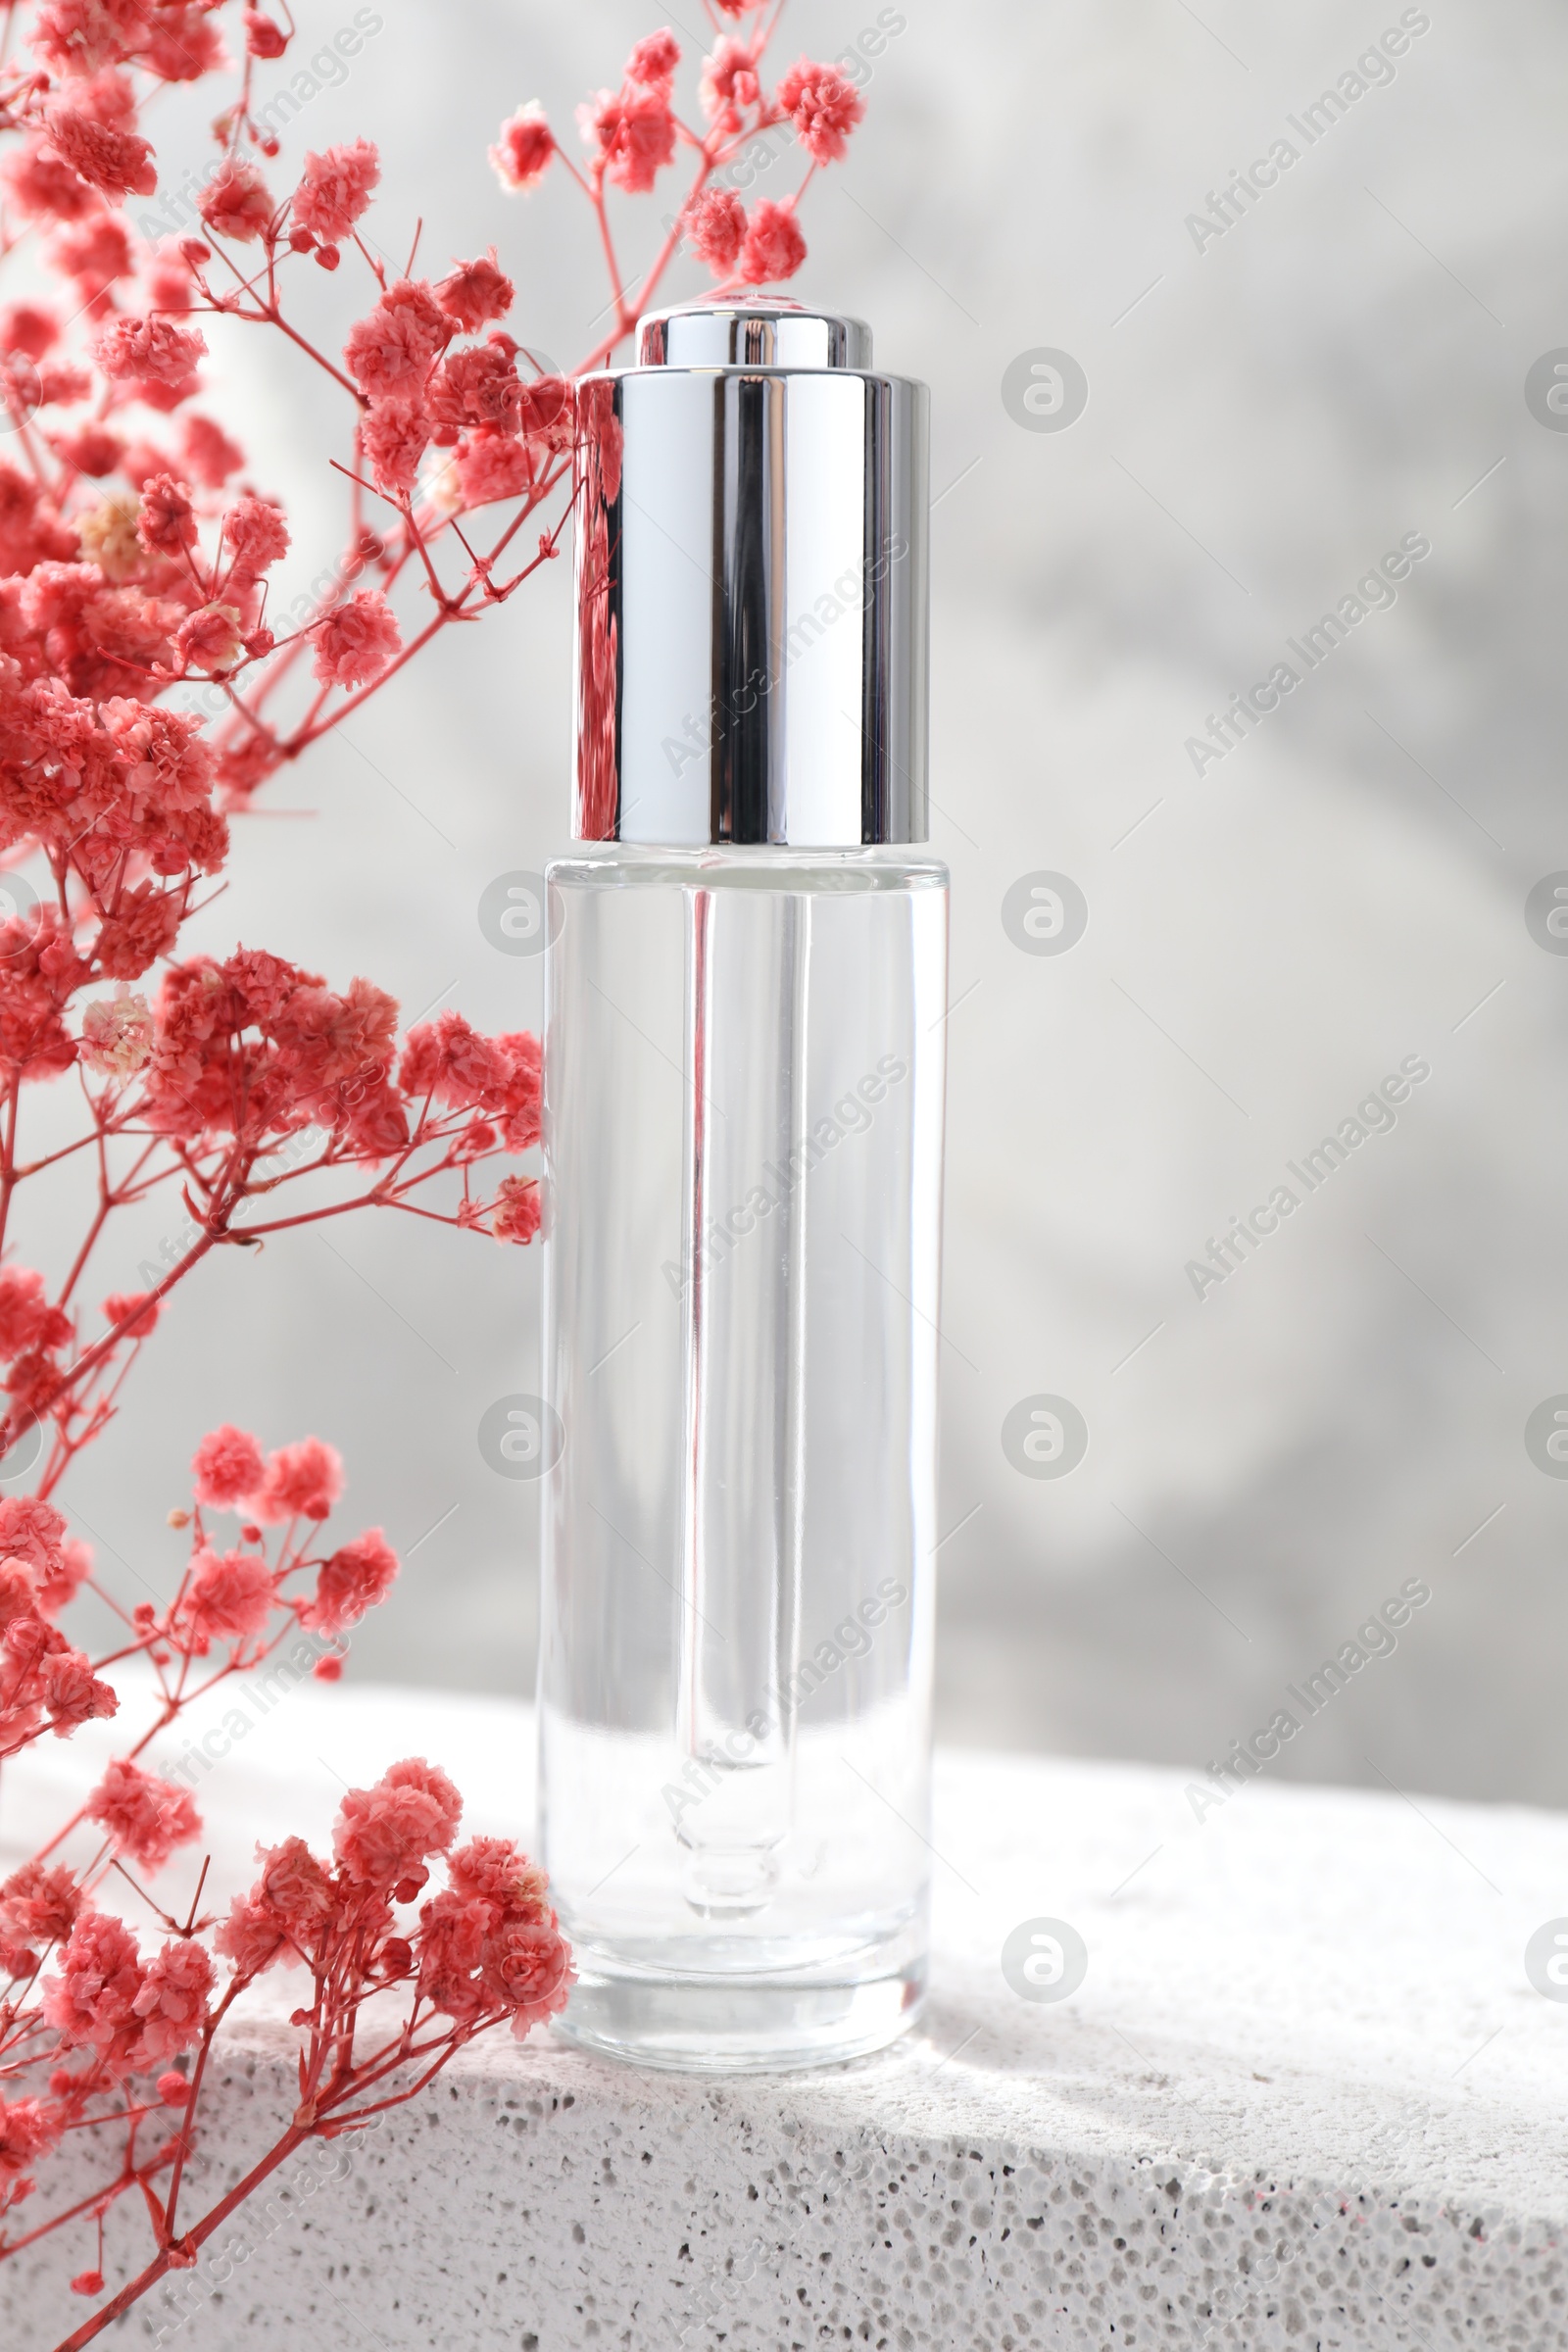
[{"x1": 1, "y1": 1677, "x2": 1563, "y2": 2348}]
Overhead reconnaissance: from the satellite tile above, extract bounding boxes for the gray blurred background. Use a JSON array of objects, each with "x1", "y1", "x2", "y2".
[{"x1": 31, "y1": 0, "x2": 1568, "y2": 1808}]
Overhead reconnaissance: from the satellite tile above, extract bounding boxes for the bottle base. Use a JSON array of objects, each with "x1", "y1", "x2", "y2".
[{"x1": 551, "y1": 1947, "x2": 926, "y2": 2075}]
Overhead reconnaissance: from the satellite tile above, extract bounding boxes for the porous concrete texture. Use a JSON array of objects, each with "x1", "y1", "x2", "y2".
[{"x1": 2, "y1": 1679, "x2": 1565, "y2": 2347}]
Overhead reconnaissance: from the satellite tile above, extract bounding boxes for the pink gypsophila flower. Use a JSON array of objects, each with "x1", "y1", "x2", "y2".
[
  {"x1": 102, "y1": 1290, "x2": 159, "y2": 1338},
  {"x1": 292, "y1": 140, "x2": 380, "y2": 242},
  {"x1": 490, "y1": 104, "x2": 554, "y2": 193},
  {"x1": 198, "y1": 159, "x2": 274, "y2": 243},
  {"x1": 95, "y1": 315, "x2": 206, "y2": 389},
  {"x1": 776, "y1": 58, "x2": 865, "y2": 164},
  {"x1": 31, "y1": 0, "x2": 139, "y2": 79},
  {"x1": 43, "y1": 107, "x2": 155, "y2": 201},
  {"x1": 415, "y1": 1886, "x2": 488, "y2": 2020},
  {"x1": 191, "y1": 1423, "x2": 266, "y2": 1507},
  {"x1": 362, "y1": 400, "x2": 430, "y2": 497},
  {"x1": 80, "y1": 989, "x2": 154, "y2": 1077},
  {"x1": 0, "y1": 1860, "x2": 81, "y2": 1966},
  {"x1": 270, "y1": 971, "x2": 399, "y2": 1097},
  {"x1": 517, "y1": 375, "x2": 573, "y2": 455},
  {"x1": 397, "y1": 1009, "x2": 502, "y2": 1105},
  {"x1": 52, "y1": 422, "x2": 123, "y2": 476},
  {"x1": 244, "y1": 9, "x2": 288, "y2": 60},
  {"x1": 223, "y1": 493, "x2": 289, "y2": 574},
  {"x1": 1, "y1": 303, "x2": 60, "y2": 360},
  {"x1": 181, "y1": 414, "x2": 244, "y2": 487},
  {"x1": 626, "y1": 29, "x2": 680, "y2": 93},
  {"x1": 0, "y1": 2096, "x2": 61, "y2": 2199},
  {"x1": 492, "y1": 1174, "x2": 541, "y2": 1245},
  {"x1": 47, "y1": 209, "x2": 133, "y2": 299},
  {"x1": 174, "y1": 601, "x2": 245, "y2": 673},
  {"x1": 581, "y1": 85, "x2": 676, "y2": 194},
  {"x1": 217, "y1": 1844, "x2": 336, "y2": 1978},
  {"x1": 141, "y1": 237, "x2": 195, "y2": 315},
  {"x1": 213, "y1": 1889, "x2": 287, "y2": 1977},
  {"x1": 130, "y1": 1937, "x2": 214, "y2": 2063},
  {"x1": 38, "y1": 1538, "x2": 92, "y2": 1619},
  {"x1": 139, "y1": 6, "x2": 223, "y2": 82},
  {"x1": 55, "y1": 66, "x2": 136, "y2": 125},
  {"x1": 0, "y1": 1495, "x2": 67, "y2": 1577},
  {"x1": 427, "y1": 343, "x2": 522, "y2": 436},
  {"x1": 173, "y1": 1545, "x2": 273, "y2": 1652},
  {"x1": 100, "y1": 699, "x2": 215, "y2": 813},
  {"x1": 447, "y1": 1836, "x2": 550, "y2": 1915},
  {"x1": 92, "y1": 883, "x2": 187, "y2": 977},
  {"x1": 342, "y1": 279, "x2": 450, "y2": 400},
  {"x1": 0, "y1": 1558, "x2": 40, "y2": 1633},
  {"x1": 137, "y1": 472, "x2": 196, "y2": 558},
  {"x1": 482, "y1": 1917, "x2": 574, "y2": 2034},
  {"x1": 0, "y1": 137, "x2": 98, "y2": 226},
  {"x1": 0, "y1": 1268, "x2": 65, "y2": 1360},
  {"x1": 457, "y1": 428, "x2": 530, "y2": 509},
  {"x1": 260, "y1": 1836, "x2": 335, "y2": 1921},
  {"x1": 334, "y1": 1757, "x2": 462, "y2": 1887},
  {"x1": 700, "y1": 38, "x2": 760, "y2": 129},
  {"x1": 41, "y1": 1646, "x2": 118, "y2": 1734},
  {"x1": 311, "y1": 588, "x2": 401, "y2": 689},
  {"x1": 302, "y1": 1527, "x2": 398, "y2": 1635},
  {"x1": 86, "y1": 1758, "x2": 201, "y2": 1874},
  {"x1": 738, "y1": 198, "x2": 807, "y2": 286},
  {"x1": 41, "y1": 1909, "x2": 144, "y2": 2054},
  {"x1": 434, "y1": 251, "x2": 514, "y2": 332},
  {"x1": 683, "y1": 186, "x2": 746, "y2": 271},
  {"x1": 250, "y1": 1435, "x2": 343, "y2": 1524}
]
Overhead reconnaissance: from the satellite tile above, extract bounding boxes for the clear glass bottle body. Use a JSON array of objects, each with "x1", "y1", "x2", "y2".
[{"x1": 538, "y1": 845, "x2": 948, "y2": 2071}]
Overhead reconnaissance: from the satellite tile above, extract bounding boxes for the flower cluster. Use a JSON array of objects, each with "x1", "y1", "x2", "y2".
[
  {"x1": 0, "y1": 1432, "x2": 504, "y2": 2276},
  {"x1": 500, "y1": 24, "x2": 863, "y2": 292},
  {"x1": 332, "y1": 236, "x2": 572, "y2": 525},
  {"x1": 0, "y1": 0, "x2": 860, "y2": 2328},
  {"x1": 214, "y1": 1762, "x2": 572, "y2": 2035},
  {"x1": 0, "y1": 1503, "x2": 116, "y2": 1760},
  {"x1": 1, "y1": 1753, "x2": 568, "y2": 2276}
]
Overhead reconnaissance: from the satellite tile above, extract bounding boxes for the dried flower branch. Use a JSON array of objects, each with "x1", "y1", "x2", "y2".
[{"x1": 0, "y1": 0, "x2": 864, "y2": 2329}]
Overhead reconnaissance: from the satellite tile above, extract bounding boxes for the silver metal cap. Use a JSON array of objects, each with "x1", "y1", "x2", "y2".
[{"x1": 573, "y1": 300, "x2": 929, "y2": 848}]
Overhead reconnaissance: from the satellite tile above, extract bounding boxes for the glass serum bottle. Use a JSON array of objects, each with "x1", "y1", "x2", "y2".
[{"x1": 539, "y1": 303, "x2": 947, "y2": 2071}]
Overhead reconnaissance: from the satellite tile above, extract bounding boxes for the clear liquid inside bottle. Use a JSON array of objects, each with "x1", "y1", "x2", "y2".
[{"x1": 539, "y1": 845, "x2": 947, "y2": 2071}]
